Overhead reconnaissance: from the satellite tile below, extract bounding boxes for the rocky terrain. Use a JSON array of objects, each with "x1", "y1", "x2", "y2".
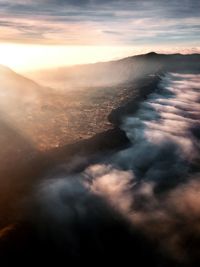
[{"x1": 0, "y1": 52, "x2": 200, "y2": 266}]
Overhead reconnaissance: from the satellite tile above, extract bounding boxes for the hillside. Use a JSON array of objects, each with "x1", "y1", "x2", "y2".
[
  {"x1": 0, "y1": 53, "x2": 200, "y2": 266},
  {"x1": 27, "y1": 52, "x2": 200, "y2": 89}
]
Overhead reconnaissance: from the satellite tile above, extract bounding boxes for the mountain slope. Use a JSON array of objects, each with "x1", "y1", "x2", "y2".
[
  {"x1": 0, "y1": 64, "x2": 42, "y2": 94},
  {"x1": 27, "y1": 52, "x2": 200, "y2": 89}
]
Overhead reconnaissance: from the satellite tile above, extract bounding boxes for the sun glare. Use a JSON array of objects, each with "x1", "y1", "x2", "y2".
[
  {"x1": 0, "y1": 43, "x2": 141, "y2": 73},
  {"x1": 1, "y1": 43, "x2": 195, "y2": 73}
]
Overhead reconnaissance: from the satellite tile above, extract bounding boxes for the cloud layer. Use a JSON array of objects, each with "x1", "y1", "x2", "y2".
[
  {"x1": 0, "y1": 0, "x2": 199, "y2": 47},
  {"x1": 22, "y1": 72, "x2": 200, "y2": 265}
]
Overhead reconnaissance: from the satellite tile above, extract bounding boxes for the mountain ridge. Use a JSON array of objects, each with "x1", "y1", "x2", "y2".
[
  {"x1": 1, "y1": 51, "x2": 200, "y2": 78},
  {"x1": 25, "y1": 51, "x2": 200, "y2": 89}
]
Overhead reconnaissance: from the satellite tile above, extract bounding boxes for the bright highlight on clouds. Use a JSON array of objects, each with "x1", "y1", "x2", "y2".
[
  {"x1": 34, "y1": 73, "x2": 200, "y2": 263},
  {"x1": 0, "y1": 0, "x2": 199, "y2": 45},
  {"x1": 0, "y1": 0, "x2": 199, "y2": 70}
]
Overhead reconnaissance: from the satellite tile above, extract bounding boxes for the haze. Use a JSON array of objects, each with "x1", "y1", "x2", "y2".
[
  {"x1": 0, "y1": 0, "x2": 200, "y2": 71},
  {"x1": 1, "y1": 1, "x2": 200, "y2": 266}
]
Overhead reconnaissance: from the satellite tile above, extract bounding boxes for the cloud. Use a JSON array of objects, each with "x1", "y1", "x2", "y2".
[
  {"x1": 11, "y1": 72, "x2": 198, "y2": 265},
  {"x1": 0, "y1": 0, "x2": 199, "y2": 46},
  {"x1": 1, "y1": 70, "x2": 200, "y2": 266}
]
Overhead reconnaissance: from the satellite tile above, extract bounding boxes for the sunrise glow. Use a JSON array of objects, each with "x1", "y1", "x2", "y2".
[{"x1": 0, "y1": 43, "x2": 139, "y2": 72}]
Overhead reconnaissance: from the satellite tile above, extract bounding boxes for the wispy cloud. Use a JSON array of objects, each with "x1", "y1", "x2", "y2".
[{"x1": 0, "y1": 0, "x2": 199, "y2": 47}]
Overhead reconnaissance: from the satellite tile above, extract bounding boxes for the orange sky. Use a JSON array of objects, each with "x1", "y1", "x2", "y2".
[
  {"x1": 0, "y1": 0, "x2": 199, "y2": 71},
  {"x1": 1, "y1": 43, "x2": 200, "y2": 73}
]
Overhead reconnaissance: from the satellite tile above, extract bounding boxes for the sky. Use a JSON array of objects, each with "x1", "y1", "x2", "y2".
[{"x1": 0, "y1": 0, "x2": 199, "y2": 71}]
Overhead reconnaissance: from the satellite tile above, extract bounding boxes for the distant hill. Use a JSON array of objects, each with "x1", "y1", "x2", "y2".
[{"x1": 27, "y1": 52, "x2": 200, "y2": 89}]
